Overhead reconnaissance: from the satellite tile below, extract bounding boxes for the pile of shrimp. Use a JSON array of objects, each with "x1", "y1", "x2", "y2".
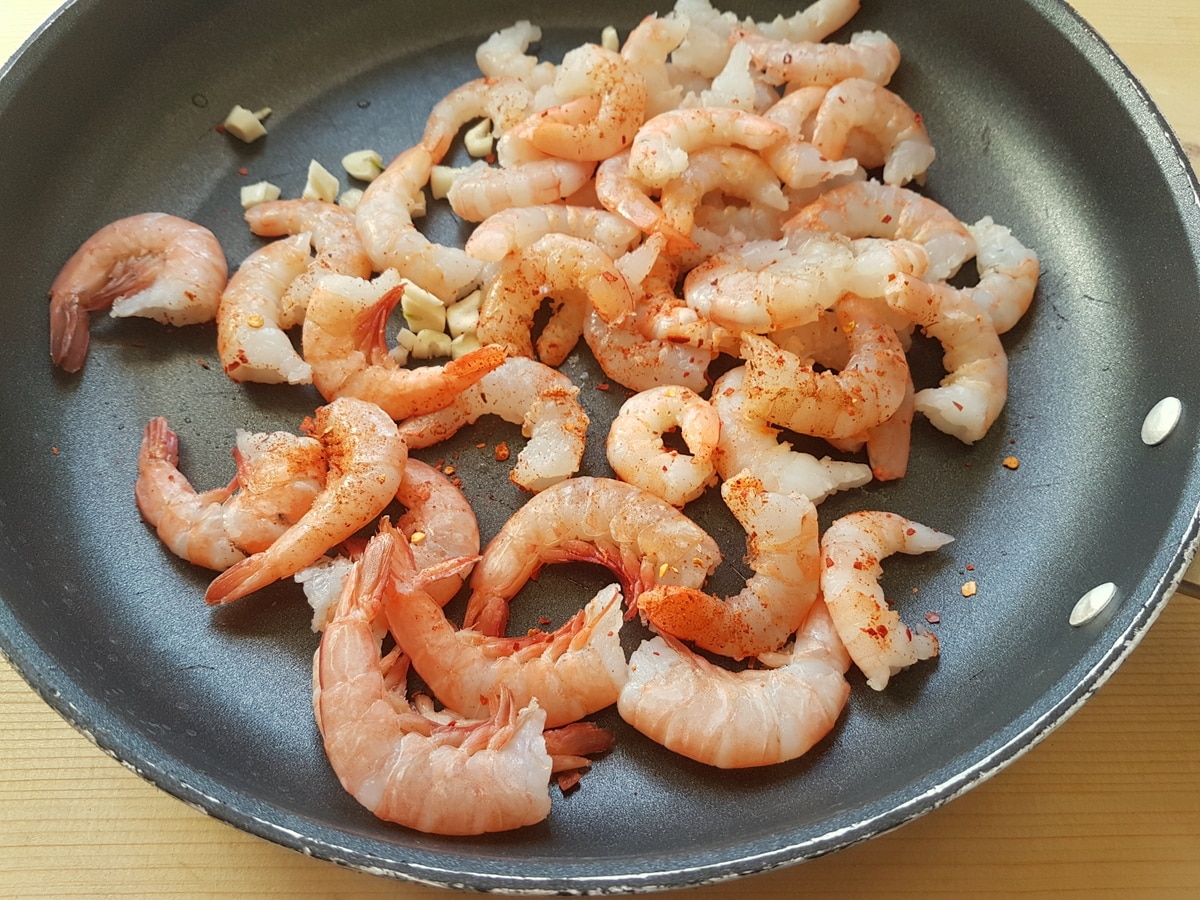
[{"x1": 49, "y1": 0, "x2": 1039, "y2": 835}]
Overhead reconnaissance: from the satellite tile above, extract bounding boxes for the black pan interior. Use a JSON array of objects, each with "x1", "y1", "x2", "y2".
[{"x1": 2, "y1": 0, "x2": 1199, "y2": 893}]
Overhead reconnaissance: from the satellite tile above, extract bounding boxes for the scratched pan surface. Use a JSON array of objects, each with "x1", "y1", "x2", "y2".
[{"x1": 2, "y1": 0, "x2": 1199, "y2": 893}]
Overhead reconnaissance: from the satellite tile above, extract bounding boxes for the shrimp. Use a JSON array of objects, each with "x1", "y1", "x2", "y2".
[
  {"x1": 421, "y1": 76, "x2": 539, "y2": 164},
  {"x1": 811, "y1": 78, "x2": 936, "y2": 187},
  {"x1": 476, "y1": 20, "x2": 557, "y2": 83},
  {"x1": 243, "y1": 199, "x2": 372, "y2": 325},
  {"x1": 315, "y1": 529, "x2": 557, "y2": 835},
  {"x1": 204, "y1": 397, "x2": 407, "y2": 605},
  {"x1": 355, "y1": 145, "x2": 484, "y2": 302},
  {"x1": 475, "y1": 234, "x2": 634, "y2": 367},
  {"x1": 463, "y1": 476, "x2": 722, "y2": 638},
  {"x1": 658, "y1": 147, "x2": 788, "y2": 237},
  {"x1": 740, "y1": 295, "x2": 910, "y2": 440},
  {"x1": 820, "y1": 510, "x2": 953, "y2": 690},
  {"x1": 301, "y1": 270, "x2": 506, "y2": 421},
  {"x1": 710, "y1": 366, "x2": 872, "y2": 503},
  {"x1": 447, "y1": 158, "x2": 597, "y2": 223},
  {"x1": 216, "y1": 234, "x2": 314, "y2": 385},
  {"x1": 750, "y1": 0, "x2": 862, "y2": 44},
  {"x1": 785, "y1": 179, "x2": 974, "y2": 281},
  {"x1": 527, "y1": 44, "x2": 647, "y2": 162},
  {"x1": 761, "y1": 86, "x2": 861, "y2": 190},
  {"x1": 864, "y1": 370, "x2": 915, "y2": 481},
  {"x1": 628, "y1": 107, "x2": 788, "y2": 188},
  {"x1": 594, "y1": 151, "x2": 696, "y2": 252},
  {"x1": 738, "y1": 30, "x2": 901, "y2": 88},
  {"x1": 965, "y1": 216, "x2": 1040, "y2": 334},
  {"x1": 396, "y1": 458, "x2": 480, "y2": 606},
  {"x1": 617, "y1": 598, "x2": 850, "y2": 768},
  {"x1": 49, "y1": 213, "x2": 228, "y2": 372},
  {"x1": 135, "y1": 417, "x2": 326, "y2": 570},
  {"x1": 620, "y1": 13, "x2": 688, "y2": 117},
  {"x1": 606, "y1": 385, "x2": 720, "y2": 507},
  {"x1": 397, "y1": 357, "x2": 588, "y2": 493},
  {"x1": 637, "y1": 470, "x2": 821, "y2": 659},
  {"x1": 464, "y1": 205, "x2": 641, "y2": 263},
  {"x1": 583, "y1": 308, "x2": 717, "y2": 394},
  {"x1": 885, "y1": 273, "x2": 1008, "y2": 445}
]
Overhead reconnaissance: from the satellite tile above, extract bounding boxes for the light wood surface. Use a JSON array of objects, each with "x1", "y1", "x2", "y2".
[{"x1": 3, "y1": 2, "x2": 1200, "y2": 897}]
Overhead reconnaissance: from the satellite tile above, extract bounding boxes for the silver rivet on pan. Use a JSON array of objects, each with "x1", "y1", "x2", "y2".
[
  {"x1": 1141, "y1": 396, "x2": 1181, "y2": 445},
  {"x1": 1069, "y1": 582, "x2": 1117, "y2": 627}
]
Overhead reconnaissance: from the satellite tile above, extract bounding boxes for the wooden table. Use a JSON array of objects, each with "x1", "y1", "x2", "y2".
[{"x1": 2, "y1": 2, "x2": 1199, "y2": 897}]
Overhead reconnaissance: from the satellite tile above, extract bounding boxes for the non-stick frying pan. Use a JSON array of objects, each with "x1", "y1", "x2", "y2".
[{"x1": 2, "y1": 0, "x2": 1199, "y2": 893}]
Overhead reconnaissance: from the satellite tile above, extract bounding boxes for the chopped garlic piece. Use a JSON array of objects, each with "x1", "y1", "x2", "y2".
[
  {"x1": 395, "y1": 328, "x2": 419, "y2": 352},
  {"x1": 302, "y1": 160, "x2": 339, "y2": 203},
  {"x1": 342, "y1": 149, "x2": 384, "y2": 182},
  {"x1": 601, "y1": 25, "x2": 619, "y2": 52},
  {"x1": 388, "y1": 344, "x2": 410, "y2": 366},
  {"x1": 240, "y1": 180, "x2": 282, "y2": 210},
  {"x1": 430, "y1": 165, "x2": 467, "y2": 200},
  {"x1": 464, "y1": 119, "x2": 494, "y2": 158},
  {"x1": 412, "y1": 329, "x2": 453, "y2": 359},
  {"x1": 337, "y1": 188, "x2": 363, "y2": 212},
  {"x1": 446, "y1": 289, "x2": 482, "y2": 337},
  {"x1": 401, "y1": 280, "x2": 447, "y2": 334},
  {"x1": 223, "y1": 105, "x2": 268, "y2": 143},
  {"x1": 451, "y1": 332, "x2": 482, "y2": 359}
]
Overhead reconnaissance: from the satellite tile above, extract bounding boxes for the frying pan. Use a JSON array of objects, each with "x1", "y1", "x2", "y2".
[{"x1": 2, "y1": 0, "x2": 1199, "y2": 893}]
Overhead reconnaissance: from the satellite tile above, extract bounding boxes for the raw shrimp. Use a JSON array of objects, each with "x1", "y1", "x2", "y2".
[
  {"x1": 740, "y1": 295, "x2": 910, "y2": 440},
  {"x1": 49, "y1": 212, "x2": 228, "y2": 372},
  {"x1": 761, "y1": 86, "x2": 861, "y2": 189},
  {"x1": 750, "y1": 0, "x2": 862, "y2": 44},
  {"x1": 738, "y1": 30, "x2": 901, "y2": 88},
  {"x1": 594, "y1": 151, "x2": 696, "y2": 252},
  {"x1": 785, "y1": 179, "x2": 974, "y2": 281},
  {"x1": 447, "y1": 158, "x2": 597, "y2": 223},
  {"x1": 965, "y1": 216, "x2": 1040, "y2": 333},
  {"x1": 628, "y1": 107, "x2": 788, "y2": 188},
  {"x1": 821, "y1": 510, "x2": 953, "y2": 690},
  {"x1": 396, "y1": 458, "x2": 480, "y2": 606},
  {"x1": 463, "y1": 476, "x2": 722, "y2": 638},
  {"x1": 658, "y1": 147, "x2": 788, "y2": 237},
  {"x1": 617, "y1": 598, "x2": 850, "y2": 768},
  {"x1": 885, "y1": 273, "x2": 1008, "y2": 444},
  {"x1": 216, "y1": 234, "x2": 314, "y2": 385},
  {"x1": 475, "y1": 233, "x2": 634, "y2": 367},
  {"x1": 315, "y1": 529, "x2": 557, "y2": 834},
  {"x1": 710, "y1": 366, "x2": 872, "y2": 503},
  {"x1": 135, "y1": 418, "x2": 326, "y2": 570},
  {"x1": 464, "y1": 204, "x2": 642, "y2": 263},
  {"x1": 204, "y1": 397, "x2": 407, "y2": 605},
  {"x1": 397, "y1": 357, "x2": 587, "y2": 493},
  {"x1": 421, "y1": 76, "x2": 539, "y2": 164},
  {"x1": 620, "y1": 13, "x2": 688, "y2": 117},
  {"x1": 583, "y1": 308, "x2": 717, "y2": 394},
  {"x1": 637, "y1": 470, "x2": 821, "y2": 659},
  {"x1": 355, "y1": 145, "x2": 484, "y2": 302},
  {"x1": 811, "y1": 78, "x2": 936, "y2": 187},
  {"x1": 528, "y1": 44, "x2": 647, "y2": 162},
  {"x1": 301, "y1": 271, "x2": 506, "y2": 421},
  {"x1": 606, "y1": 385, "x2": 720, "y2": 507},
  {"x1": 864, "y1": 371, "x2": 915, "y2": 481},
  {"x1": 476, "y1": 20, "x2": 556, "y2": 82}
]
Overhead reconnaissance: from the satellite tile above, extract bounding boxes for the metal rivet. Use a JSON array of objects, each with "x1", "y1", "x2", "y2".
[
  {"x1": 1069, "y1": 582, "x2": 1117, "y2": 627},
  {"x1": 1141, "y1": 396, "x2": 1181, "y2": 446}
]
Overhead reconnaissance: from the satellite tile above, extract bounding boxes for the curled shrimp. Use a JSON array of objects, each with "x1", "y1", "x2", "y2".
[
  {"x1": 594, "y1": 151, "x2": 696, "y2": 252},
  {"x1": 606, "y1": 385, "x2": 720, "y2": 507},
  {"x1": 396, "y1": 458, "x2": 480, "y2": 606},
  {"x1": 620, "y1": 13, "x2": 688, "y2": 117},
  {"x1": 421, "y1": 76, "x2": 539, "y2": 164},
  {"x1": 463, "y1": 476, "x2": 722, "y2": 638},
  {"x1": 135, "y1": 418, "x2": 326, "y2": 571},
  {"x1": 628, "y1": 107, "x2": 788, "y2": 189},
  {"x1": 49, "y1": 212, "x2": 228, "y2": 372},
  {"x1": 216, "y1": 234, "x2": 314, "y2": 385},
  {"x1": 821, "y1": 510, "x2": 953, "y2": 690},
  {"x1": 710, "y1": 366, "x2": 872, "y2": 503},
  {"x1": 476, "y1": 20, "x2": 556, "y2": 83},
  {"x1": 301, "y1": 271, "x2": 506, "y2": 421},
  {"x1": 476, "y1": 233, "x2": 634, "y2": 366},
  {"x1": 785, "y1": 179, "x2": 974, "y2": 281},
  {"x1": 658, "y1": 146, "x2": 788, "y2": 237},
  {"x1": 447, "y1": 158, "x2": 597, "y2": 223},
  {"x1": 738, "y1": 29, "x2": 901, "y2": 88},
  {"x1": 750, "y1": 0, "x2": 863, "y2": 44},
  {"x1": 885, "y1": 273, "x2": 1008, "y2": 444},
  {"x1": 761, "y1": 86, "x2": 861, "y2": 190},
  {"x1": 637, "y1": 470, "x2": 821, "y2": 659},
  {"x1": 811, "y1": 78, "x2": 936, "y2": 187},
  {"x1": 204, "y1": 397, "x2": 407, "y2": 605},
  {"x1": 397, "y1": 357, "x2": 588, "y2": 493},
  {"x1": 617, "y1": 598, "x2": 851, "y2": 768},
  {"x1": 316, "y1": 529, "x2": 557, "y2": 835},
  {"x1": 465, "y1": 204, "x2": 641, "y2": 263},
  {"x1": 356, "y1": 145, "x2": 484, "y2": 302},
  {"x1": 965, "y1": 216, "x2": 1040, "y2": 333}
]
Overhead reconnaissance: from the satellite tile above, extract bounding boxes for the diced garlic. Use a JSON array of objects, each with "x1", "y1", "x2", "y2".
[
  {"x1": 302, "y1": 160, "x2": 339, "y2": 203},
  {"x1": 401, "y1": 280, "x2": 447, "y2": 334},
  {"x1": 601, "y1": 25, "x2": 619, "y2": 52},
  {"x1": 337, "y1": 188, "x2": 363, "y2": 212},
  {"x1": 450, "y1": 331, "x2": 483, "y2": 359},
  {"x1": 464, "y1": 119, "x2": 493, "y2": 158},
  {"x1": 430, "y1": 165, "x2": 466, "y2": 200},
  {"x1": 412, "y1": 329, "x2": 453, "y2": 359},
  {"x1": 389, "y1": 344, "x2": 410, "y2": 366},
  {"x1": 446, "y1": 289, "x2": 482, "y2": 337},
  {"x1": 395, "y1": 328, "x2": 419, "y2": 352},
  {"x1": 240, "y1": 180, "x2": 282, "y2": 210},
  {"x1": 223, "y1": 105, "x2": 269, "y2": 143},
  {"x1": 342, "y1": 149, "x2": 384, "y2": 182}
]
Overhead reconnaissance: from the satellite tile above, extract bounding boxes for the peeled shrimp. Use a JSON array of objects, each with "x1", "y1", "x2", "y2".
[
  {"x1": 965, "y1": 216, "x2": 1040, "y2": 333},
  {"x1": 594, "y1": 151, "x2": 696, "y2": 252},
  {"x1": 463, "y1": 476, "x2": 722, "y2": 638},
  {"x1": 606, "y1": 385, "x2": 720, "y2": 507},
  {"x1": 620, "y1": 13, "x2": 688, "y2": 117},
  {"x1": 750, "y1": 0, "x2": 862, "y2": 44},
  {"x1": 583, "y1": 308, "x2": 717, "y2": 395},
  {"x1": 355, "y1": 145, "x2": 484, "y2": 302},
  {"x1": 49, "y1": 212, "x2": 228, "y2": 372},
  {"x1": 447, "y1": 158, "x2": 597, "y2": 223},
  {"x1": 657, "y1": 146, "x2": 788, "y2": 237},
  {"x1": 421, "y1": 76, "x2": 538, "y2": 164},
  {"x1": 637, "y1": 470, "x2": 821, "y2": 659},
  {"x1": 396, "y1": 458, "x2": 480, "y2": 606},
  {"x1": 476, "y1": 20, "x2": 556, "y2": 83},
  {"x1": 204, "y1": 397, "x2": 406, "y2": 605},
  {"x1": 821, "y1": 510, "x2": 953, "y2": 690},
  {"x1": 710, "y1": 366, "x2": 872, "y2": 503},
  {"x1": 739, "y1": 29, "x2": 901, "y2": 88},
  {"x1": 301, "y1": 270, "x2": 505, "y2": 421},
  {"x1": 216, "y1": 234, "x2": 314, "y2": 385},
  {"x1": 397, "y1": 357, "x2": 588, "y2": 493},
  {"x1": 761, "y1": 86, "x2": 861, "y2": 190},
  {"x1": 617, "y1": 598, "x2": 850, "y2": 768},
  {"x1": 465, "y1": 204, "x2": 642, "y2": 263},
  {"x1": 628, "y1": 107, "x2": 788, "y2": 188},
  {"x1": 135, "y1": 418, "x2": 326, "y2": 571}
]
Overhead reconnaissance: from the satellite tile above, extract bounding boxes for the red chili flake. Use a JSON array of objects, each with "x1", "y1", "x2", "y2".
[
  {"x1": 852, "y1": 560, "x2": 865, "y2": 570},
  {"x1": 451, "y1": 477, "x2": 464, "y2": 488},
  {"x1": 965, "y1": 564, "x2": 975, "y2": 571},
  {"x1": 952, "y1": 401, "x2": 964, "y2": 411},
  {"x1": 494, "y1": 441, "x2": 510, "y2": 462},
  {"x1": 925, "y1": 612, "x2": 941, "y2": 624},
  {"x1": 825, "y1": 557, "x2": 835, "y2": 568},
  {"x1": 964, "y1": 461, "x2": 973, "y2": 468},
  {"x1": 1002, "y1": 455, "x2": 1020, "y2": 470},
  {"x1": 237, "y1": 167, "x2": 249, "y2": 176},
  {"x1": 214, "y1": 123, "x2": 226, "y2": 133},
  {"x1": 1009, "y1": 438, "x2": 1017, "y2": 444},
  {"x1": 485, "y1": 154, "x2": 496, "y2": 164},
  {"x1": 538, "y1": 616, "x2": 552, "y2": 626},
  {"x1": 877, "y1": 625, "x2": 888, "y2": 637},
  {"x1": 196, "y1": 358, "x2": 210, "y2": 369},
  {"x1": 476, "y1": 442, "x2": 486, "y2": 449},
  {"x1": 905, "y1": 527, "x2": 916, "y2": 536},
  {"x1": 50, "y1": 446, "x2": 59, "y2": 455},
  {"x1": 881, "y1": 214, "x2": 893, "y2": 224},
  {"x1": 597, "y1": 382, "x2": 610, "y2": 391}
]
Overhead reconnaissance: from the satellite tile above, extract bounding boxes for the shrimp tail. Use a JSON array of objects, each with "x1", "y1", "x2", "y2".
[
  {"x1": 361, "y1": 285, "x2": 405, "y2": 366},
  {"x1": 204, "y1": 555, "x2": 277, "y2": 605},
  {"x1": 48, "y1": 293, "x2": 90, "y2": 373}
]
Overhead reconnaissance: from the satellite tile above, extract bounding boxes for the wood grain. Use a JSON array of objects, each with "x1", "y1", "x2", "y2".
[{"x1": 3, "y1": 1, "x2": 1200, "y2": 897}]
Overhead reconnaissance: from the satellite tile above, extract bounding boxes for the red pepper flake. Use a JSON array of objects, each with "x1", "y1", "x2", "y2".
[
  {"x1": 196, "y1": 358, "x2": 210, "y2": 369},
  {"x1": 214, "y1": 123, "x2": 226, "y2": 134},
  {"x1": 476, "y1": 442, "x2": 486, "y2": 449},
  {"x1": 538, "y1": 616, "x2": 552, "y2": 626},
  {"x1": 1009, "y1": 438, "x2": 1017, "y2": 444},
  {"x1": 964, "y1": 461, "x2": 973, "y2": 468},
  {"x1": 451, "y1": 476, "x2": 464, "y2": 488},
  {"x1": 852, "y1": 560, "x2": 864, "y2": 570},
  {"x1": 952, "y1": 400, "x2": 964, "y2": 411},
  {"x1": 965, "y1": 564, "x2": 975, "y2": 571},
  {"x1": 494, "y1": 441, "x2": 510, "y2": 462},
  {"x1": 50, "y1": 446, "x2": 59, "y2": 455},
  {"x1": 237, "y1": 167, "x2": 249, "y2": 176},
  {"x1": 1002, "y1": 456, "x2": 1020, "y2": 470},
  {"x1": 925, "y1": 612, "x2": 941, "y2": 624},
  {"x1": 825, "y1": 556, "x2": 834, "y2": 568},
  {"x1": 597, "y1": 382, "x2": 610, "y2": 391},
  {"x1": 905, "y1": 527, "x2": 916, "y2": 536}
]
